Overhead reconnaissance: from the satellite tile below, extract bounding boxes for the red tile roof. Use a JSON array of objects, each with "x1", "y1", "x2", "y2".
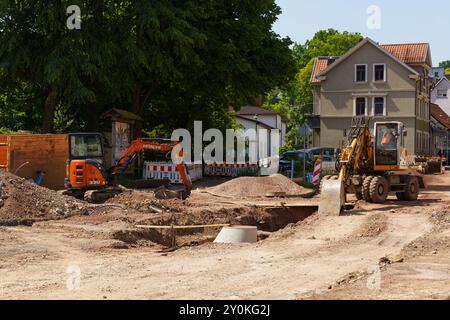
[
  {"x1": 431, "y1": 103, "x2": 450, "y2": 130},
  {"x1": 310, "y1": 57, "x2": 337, "y2": 84},
  {"x1": 380, "y1": 43, "x2": 429, "y2": 64},
  {"x1": 310, "y1": 40, "x2": 430, "y2": 84}
]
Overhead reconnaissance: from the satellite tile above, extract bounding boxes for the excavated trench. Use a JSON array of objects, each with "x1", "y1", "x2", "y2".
[{"x1": 113, "y1": 204, "x2": 319, "y2": 247}]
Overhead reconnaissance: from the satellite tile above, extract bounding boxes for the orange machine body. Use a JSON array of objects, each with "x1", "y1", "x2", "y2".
[
  {"x1": 65, "y1": 134, "x2": 192, "y2": 192},
  {"x1": 67, "y1": 159, "x2": 108, "y2": 189}
]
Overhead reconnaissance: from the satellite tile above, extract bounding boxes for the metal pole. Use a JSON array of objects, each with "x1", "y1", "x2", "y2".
[
  {"x1": 291, "y1": 160, "x2": 294, "y2": 179},
  {"x1": 303, "y1": 136, "x2": 306, "y2": 182}
]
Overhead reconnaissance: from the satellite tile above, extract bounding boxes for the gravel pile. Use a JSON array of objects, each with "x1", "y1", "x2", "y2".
[{"x1": 0, "y1": 171, "x2": 90, "y2": 224}]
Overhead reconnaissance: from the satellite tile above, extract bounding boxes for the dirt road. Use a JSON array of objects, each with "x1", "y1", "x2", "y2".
[{"x1": 0, "y1": 174, "x2": 449, "y2": 299}]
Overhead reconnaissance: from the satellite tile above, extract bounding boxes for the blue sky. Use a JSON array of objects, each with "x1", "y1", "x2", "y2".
[{"x1": 274, "y1": 0, "x2": 450, "y2": 65}]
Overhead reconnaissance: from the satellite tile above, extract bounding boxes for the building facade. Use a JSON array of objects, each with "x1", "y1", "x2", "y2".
[
  {"x1": 431, "y1": 77, "x2": 450, "y2": 116},
  {"x1": 310, "y1": 38, "x2": 432, "y2": 156},
  {"x1": 430, "y1": 103, "x2": 450, "y2": 157}
]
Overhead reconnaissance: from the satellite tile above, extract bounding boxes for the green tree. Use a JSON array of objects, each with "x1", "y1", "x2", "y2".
[
  {"x1": 265, "y1": 29, "x2": 363, "y2": 147},
  {"x1": 439, "y1": 60, "x2": 450, "y2": 69},
  {"x1": 0, "y1": 0, "x2": 295, "y2": 136}
]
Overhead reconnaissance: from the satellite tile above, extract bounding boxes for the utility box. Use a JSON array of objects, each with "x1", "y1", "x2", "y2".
[
  {"x1": 0, "y1": 134, "x2": 68, "y2": 190},
  {"x1": 101, "y1": 108, "x2": 143, "y2": 169}
]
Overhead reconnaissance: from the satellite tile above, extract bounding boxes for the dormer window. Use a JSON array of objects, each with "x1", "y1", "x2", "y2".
[
  {"x1": 355, "y1": 64, "x2": 367, "y2": 83},
  {"x1": 374, "y1": 64, "x2": 386, "y2": 82}
]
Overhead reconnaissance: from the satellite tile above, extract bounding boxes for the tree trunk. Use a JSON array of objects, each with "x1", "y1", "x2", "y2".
[
  {"x1": 131, "y1": 85, "x2": 152, "y2": 138},
  {"x1": 42, "y1": 89, "x2": 57, "y2": 133}
]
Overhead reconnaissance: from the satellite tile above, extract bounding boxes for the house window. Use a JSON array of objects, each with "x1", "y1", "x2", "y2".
[
  {"x1": 355, "y1": 97, "x2": 367, "y2": 116},
  {"x1": 373, "y1": 97, "x2": 385, "y2": 116},
  {"x1": 437, "y1": 90, "x2": 447, "y2": 98},
  {"x1": 373, "y1": 64, "x2": 386, "y2": 82},
  {"x1": 355, "y1": 65, "x2": 367, "y2": 83},
  {"x1": 417, "y1": 131, "x2": 422, "y2": 153}
]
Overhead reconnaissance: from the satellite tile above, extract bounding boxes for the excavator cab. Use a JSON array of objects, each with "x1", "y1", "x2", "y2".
[
  {"x1": 374, "y1": 122, "x2": 404, "y2": 169},
  {"x1": 65, "y1": 133, "x2": 109, "y2": 196}
]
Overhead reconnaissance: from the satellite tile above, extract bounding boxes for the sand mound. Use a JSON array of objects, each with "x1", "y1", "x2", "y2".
[
  {"x1": 0, "y1": 171, "x2": 90, "y2": 224},
  {"x1": 207, "y1": 174, "x2": 312, "y2": 198}
]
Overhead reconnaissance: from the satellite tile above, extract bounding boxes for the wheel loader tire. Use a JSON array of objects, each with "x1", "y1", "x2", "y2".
[
  {"x1": 404, "y1": 176, "x2": 419, "y2": 201},
  {"x1": 396, "y1": 192, "x2": 406, "y2": 201},
  {"x1": 369, "y1": 176, "x2": 389, "y2": 203},
  {"x1": 362, "y1": 176, "x2": 375, "y2": 202}
]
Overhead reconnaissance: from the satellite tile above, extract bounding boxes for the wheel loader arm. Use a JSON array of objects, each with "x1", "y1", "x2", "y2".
[{"x1": 320, "y1": 125, "x2": 372, "y2": 216}]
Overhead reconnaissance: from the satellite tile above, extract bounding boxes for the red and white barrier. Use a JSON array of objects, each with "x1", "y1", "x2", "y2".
[
  {"x1": 143, "y1": 161, "x2": 203, "y2": 183},
  {"x1": 312, "y1": 157, "x2": 321, "y2": 186},
  {"x1": 204, "y1": 163, "x2": 258, "y2": 177},
  {"x1": 143, "y1": 162, "x2": 183, "y2": 183}
]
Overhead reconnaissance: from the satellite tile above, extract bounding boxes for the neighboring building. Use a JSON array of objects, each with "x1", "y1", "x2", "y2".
[
  {"x1": 431, "y1": 76, "x2": 450, "y2": 116},
  {"x1": 235, "y1": 106, "x2": 286, "y2": 158},
  {"x1": 429, "y1": 67, "x2": 445, "y2": 80},
  {"x1": 430, "y1": 103, "x2": 450, "y2": 157},
  {"x1": 310, "y1": 38, "x2": 432, "y2": 156}
]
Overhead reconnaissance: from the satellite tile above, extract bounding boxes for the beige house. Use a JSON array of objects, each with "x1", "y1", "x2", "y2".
[{"x1": 310, "y1": 38, "x2": 433, "y2": 156}]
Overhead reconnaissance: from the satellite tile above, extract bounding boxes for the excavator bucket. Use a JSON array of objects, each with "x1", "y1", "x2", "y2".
[{"x1": 319, "y1": 179, "x2": 345, "y2": 216}]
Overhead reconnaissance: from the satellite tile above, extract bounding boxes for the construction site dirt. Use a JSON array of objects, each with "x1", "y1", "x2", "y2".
[{"x1": 0, "y1": 171, "x2": 449, "y2": 299}]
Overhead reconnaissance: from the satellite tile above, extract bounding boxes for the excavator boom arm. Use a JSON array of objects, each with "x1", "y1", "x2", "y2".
[{"x1": 110, "y1": 139, "x2": 192, "y2": 190}]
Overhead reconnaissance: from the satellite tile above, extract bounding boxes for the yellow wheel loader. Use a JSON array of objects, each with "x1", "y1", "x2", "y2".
[{"x1": 319, "y1": 117, "x2": 425, "y2": 216}]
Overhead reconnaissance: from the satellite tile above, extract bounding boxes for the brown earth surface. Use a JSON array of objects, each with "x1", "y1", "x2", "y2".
[
  {"x1": 206, "y1": 174, "x2": 314, "y2": 198},
  {"x1": 0, "y1": 171, "x2": 91, "y2": 225},
  {"x1": 0, "y1": 172, "x2": 449, "y2": 299}
]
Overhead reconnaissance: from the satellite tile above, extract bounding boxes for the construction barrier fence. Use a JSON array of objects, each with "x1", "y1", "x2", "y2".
[
  {"x1": 204, "y1": 163, "x2": 258, "y2": 177},
  {"x1": 143, "y1": 162, "x2": 203, "y2": 184}
]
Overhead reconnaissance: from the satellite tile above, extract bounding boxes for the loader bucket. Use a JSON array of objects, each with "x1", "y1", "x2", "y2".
[{"x1": 319, "y1": 179, "x2": 345, "y2": 216}]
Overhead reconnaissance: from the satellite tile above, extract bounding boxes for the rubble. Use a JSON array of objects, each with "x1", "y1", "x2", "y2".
[
  {"x1": 0, "y1": 171, "x2": 91, "y2": 224},
  {"x1": 206, "y1": 174, "x2": 313, "y2": 198}
]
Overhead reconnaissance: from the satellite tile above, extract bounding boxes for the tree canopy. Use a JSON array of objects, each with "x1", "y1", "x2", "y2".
[
  {"x1": 0, "y1": 0, "x2": 295, "y2": 135},
  {"x1": 439, "y1": 60, "x2": 450, "y2": 69}
]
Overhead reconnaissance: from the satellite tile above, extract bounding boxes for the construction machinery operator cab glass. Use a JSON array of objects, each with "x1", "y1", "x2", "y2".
[
  {"x1": 374, "y1": 122, "x2": 402, "y2": 166},
  {"x1": 69, "y1": 134, "x2": 104, "y2": 164}
]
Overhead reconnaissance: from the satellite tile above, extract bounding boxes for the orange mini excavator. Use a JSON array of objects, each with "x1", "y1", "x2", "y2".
[{"x1": 64, "y1": 133, "x2": 192, "y2": 202}]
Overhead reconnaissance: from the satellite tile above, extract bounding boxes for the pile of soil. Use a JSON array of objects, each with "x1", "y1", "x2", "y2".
[
  {"x1": 206, "y1": 174, "x2": 313, "y2": 198},
  {"x1": 0, "y1": 171, "x2": 90, "y2": 224},
  {"x1": 353, "y1": 213, "x2": 388, "y2": 238}
]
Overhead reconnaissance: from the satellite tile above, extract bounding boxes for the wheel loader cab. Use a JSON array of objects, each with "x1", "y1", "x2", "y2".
[
  {"x1": 374, "y1": 122, "x2": 404, "y2": 171},
  {"x1": 65, "y1": 133, "x2": 108, "y2": 190}
]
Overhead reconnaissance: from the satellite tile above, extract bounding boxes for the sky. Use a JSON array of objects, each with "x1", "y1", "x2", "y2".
[{"x1": 273, "y1": 0, "x2": 450, "y2": 65}]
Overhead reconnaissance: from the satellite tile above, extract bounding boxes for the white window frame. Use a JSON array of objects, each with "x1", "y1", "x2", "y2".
[
  {"x1": 418, "y1": 99, "x2": 423, "y2": 119},
  {"x1": 354, "y1": 64, "x2": 368, "y2": 83},
  {"x1": 437, "y1": 89, "x2": 448, "y2": 99},
  {"x1": 353, "y1": 96, "x2": 368, "y2": 116},
  {"x1": 372, "y1": 96, "x2": 386, "y2": 117},
  {"x1": 373, "y1": 63, "x2": 387, "y2": 82},
  {"x1": 417, "y1": 131, "x2": 422, "y2": 154},
  {"x1": 424, "y1": 132, "x2": 430, "y2": 154}
]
